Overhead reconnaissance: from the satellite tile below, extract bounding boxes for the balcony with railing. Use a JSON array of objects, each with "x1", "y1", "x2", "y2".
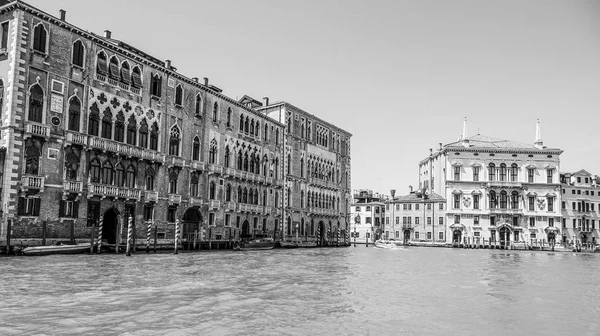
[
  {"x1": 402, "y1": 224, "x2": 413, "y2": 230},
  {"x1": 88, "y1": 136, "x2": 165, "y2": 162},
  {"x1": 21, "y1": 175, "x2": 44, "y2": 190},
  {"x1": 224, "y1": 201, "x2": 236, "y2": 211},
  {"x1": 224, "y1": 167, "x2": 235, "y2": 177},
  {"x1": 25, "y1": 122, "x2": 50, "y2": 137},
  {"x1": 169, "y1": 156, "x2": 186, "y2": 167},
  {"x1": 169, "y1": 194, "x2": 182, "y2": 205},
  {"x1": 63, "y1": 180, "x2": 83, "y2": 193},
  {"x1": 209, "y1": 199, "x2": 220, "y2": 209},
  {"x1": 65, "y1": 131, "x2": 88, "y2": 145},
  {"x1": 208, "y1": 164, "x2": 223, "y2": 175},
  {"x1": 89, "y1": 183, "x2": 141, "y2": 200},
  {"x1": 144, "y1": 190, "x2": 158, "y2": 202},
  {"x1": 189, "y1": 197, "x2": 203, "y2": 207},
  {"x1": 96, "y1": 72, "x2": 141, "y2": 96},
  {"x1": 489, "y1": 208, "x2": 523, "y2": 215},
  {"x1": 487, "y1": 181, "x2": 523, "y2": 188}
]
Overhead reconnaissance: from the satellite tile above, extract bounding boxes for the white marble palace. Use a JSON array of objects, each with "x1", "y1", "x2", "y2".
[{"x1": 418, "y1": 119, "x2": 563, "y2": 246}]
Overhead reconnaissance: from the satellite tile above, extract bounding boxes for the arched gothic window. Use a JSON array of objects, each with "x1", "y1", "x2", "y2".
[
  {"x1": 28, "y1": 84, "x2": 43, "y2": 123},
  {"x1": 126, "y1": 115, "x2": 136, "y2": 146},
  {"x1": 169, "y1": 126, "x2": 180, "y2": 156},
  {"x1": 192, "y1": 137, "x2": 200, "y2": 161},
  {"x1": 72, "y1": 40, "x2": 84, "y2": 67},
  {"x1": 126, "y1": 165, "x2": 136, "y2": 188},
  {"x1": 209, "y1": 139, "x2": 217, "y2": 164},
  {"x1": 209, "y1": 181, "x2": 216, "y2": 199},
  {"x1": 90, "y1": 159, "x2": 101, "y2": 183},
  {"x1": 68, "y1": 96, "x2": 81, "y2": 131}
]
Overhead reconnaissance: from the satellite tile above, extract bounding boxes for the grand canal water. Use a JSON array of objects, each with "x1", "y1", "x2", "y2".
[{"x1": 1, "y1": 247, "x2": 599, "y2": 336}]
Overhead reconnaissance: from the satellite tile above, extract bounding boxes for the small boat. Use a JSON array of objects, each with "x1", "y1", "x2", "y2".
[
  {"x1": 234, "y1": 238, "x2": 275, "y2": 251},
  {"x1": 374, "y1": 240, "x2": 402, "y2": 249},
  {"x1": 22, "y1": 242, "x2": 91, "y2": 256},
  {"x1": 298, "y1": 241, "x2": 317, "y2": 248},
  {"x1": 279, "y1": 239, "x2": 303, "y2": 248}
]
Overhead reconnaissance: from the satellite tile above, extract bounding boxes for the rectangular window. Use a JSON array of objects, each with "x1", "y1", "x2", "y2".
[
  {"x1": 86, "y1": 201, "x2": 100, "y2": 227},
  {"x1": 571, "y1": 190, "x2": 575, "y2": 194},
  {"x1": 562, "y1": 218, "x2": 566, "y2": 228},
  {"x1": 415, "y1": 232, "x2": 420, "y2": 240},
  {"x1": 473, "y1": 195, "x2": 479, "y2": 209},
  {"x1": 427, "y1": 232, "x2": 432, "y2": 240},
  {"x1": 474, "y1": 232, "x2": 480, "y2": 237},
  {"x1": 528, "y1": 197, "x2": 535, "y2": 211},
  {"x1": 474, "y1": 215, "x2": 479, "y2": 225},
  {"x1": 355, "y1": 206, "x2": 360, "y2": 212},
  {"x1": 395, "y1": 217, "x2": 399, "y2": 224},
  {"x1": 0, "y1": 21, "x2": 8, "y2": 50},
  {"x1": 407, "y1": 204, "x2": 412, "y2": 210},
  {"x1": 454, "y1": 215, "x2": 460, "y2": 224},
  {"x1": 366, "y1": 206, "x2": 371, "y2": 212},
  {"x1": 366, "y1": 217, "x2": 372, "y2": 224},
  {"x1": 454, "y1": 166, "x2": 461, "y2": 181},
  {"x1": 529, "y1": 217, "x2": 535, "y2": 227},
  {"x1": 439, "y1": 217, "x2": 443, "y2": 225},
  {"x1": 547, "y1": 198, "x2": 553, "y2": 211},
  {"x1": 547, "y1": 169, "x2": 553, "y2": 183},
  {"x1": 572, "y1": 218, "x2": 576, "y2": 229},
  {"x1": 385, "y1": 204, "x2": 389, "y2": 210},
  {"x1": 490, "y1": 216, "x2": 496, "y2": 226},
  {"x1": 438, "y1": 232, "x2": 444, "y2": 240},
  {"x1": 144, "y1": 206, "x2": 153, "y2": 221},
  {"x1": 385, "y1": 217, "x2": 389, "y2": 225},
  {"x1": 512, "y1": 216, "x2": 519, "y2": 227},
  {"x1": 415, "y1": 217, "x2": 419, "y2": 225},
  {"x1": 395, "y1": 204, "x2": 400, "y2": 211},
  {"x1": 59, "y1": 200, "x2": 79, "y2": 218},
  {"x1": 167, "y1": 207, "x2": 176, "y2": 223},
  {"x1": 18, "y1": 197, "x2": 41, "y2": 216},
  {"x1": 403, "y1": 204, "x2": 407, "y2": 210},
  {"x1": 473, "y1": 166, "x2": 479, "y2": 181},
  {"x1": 415, "y1": 204, "x2": 419, "y2": 210},
  {"x1": 225, "y1": 214, "x2": 231, "y2": 227},
  {"x1": 402, "y1": 217, "x2": 407, "y2": 224},
  {"x1": 427, "y1": 217, "x2": 431, "y2": 225},
  {"x1": 528, "y1": 169, "x2": 535, "y2": 183},
  {"x1": 453, "y1": 194, "x2": 460, "y2": 209},
  {"x1": 561, "y1": 201, "x2": 565, "y2": 209},
  {"x1": 209, "y1": 213, "x2": 215, "y2": 226},
  {"x1": 439, "y1": 203, "x2": 443, "y2": 210},
  {"x1": 572, "y1": 202, "x2": 576, "y2": 210},
  {"x1": 548, "y1": 218, "x2": 554, "y2": 227}
]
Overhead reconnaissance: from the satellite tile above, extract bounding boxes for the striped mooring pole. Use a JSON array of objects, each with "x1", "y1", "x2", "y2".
[
  {"x1": 126, "y1": 216, "x2": 133, "y2": 257},
  {"x1": 146, "y1": 220, "x2": 152, "y2": 253},
  {"x1": 316, "y1": 226, "x2": 320, "y2": 246},
  {"x1": 96, "y1": 218, "x2": 104, "y2": 254},
  {"x1": 336, "y1": 229, "x2": 340, "y2": 246},
  {"x1": 174, "y1": 219, "x2": 180, "y2": 255}
]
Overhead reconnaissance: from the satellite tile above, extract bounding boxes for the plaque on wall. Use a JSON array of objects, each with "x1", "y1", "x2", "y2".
[{"x1": 50, "y1": 94, "x2": 63, "y2": 113}]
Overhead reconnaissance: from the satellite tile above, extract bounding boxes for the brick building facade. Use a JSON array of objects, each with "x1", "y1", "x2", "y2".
[{"x1": 0, "y1": 1, "x2": 351, "y2": 247}]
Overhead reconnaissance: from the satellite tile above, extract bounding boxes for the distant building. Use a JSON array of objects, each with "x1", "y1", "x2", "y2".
[
  {"x1": 350, "y1": 189, "x2": 386, "y2": 244},
  {"x1": 560, "y1": 170, "x2": 600, "y2": 245},
  {"x1": 419, "y1": 119, "x2": 563, "y2": 246},
  {"x1": 384, "y1": 186, "x2": 446, "y2": 244}
]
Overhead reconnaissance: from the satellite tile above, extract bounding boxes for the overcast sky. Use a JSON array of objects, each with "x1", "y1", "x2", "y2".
[{"x1": 29, "y1": 0, "x2": 600, "y2": 195}]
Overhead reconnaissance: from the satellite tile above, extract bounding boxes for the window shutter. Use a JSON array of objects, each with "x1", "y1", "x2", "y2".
[
  {"x1": 73, "y1": 201, "x2": 79, "y2": 218},
  {"x1": 59, "y1": 200, "x2": 64, "y2": 217},
  {"x1": 120, "y1": 67, "x2": 131, "y2": 84},
  {"x1": 18, "y1": 197, "x2": 25, "y2": 215},
  {"x1": 33, "y1": 198, "x2": 41, "y2": 216},
  {"x1": 109, "y1": 62, "x2": 119, "y2": 79},
  {"x1": 132, "y1": 71, "x2": 142, "y2": 88},
  {"x1": 97, "y1": 57, "x2": 107, "y2": 75}
]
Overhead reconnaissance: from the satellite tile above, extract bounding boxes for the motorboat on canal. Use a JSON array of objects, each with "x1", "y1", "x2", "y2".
[
  {"x1": 279, "y1": 239, "x2": 301, "y2": 248},
  {"x1": 234, "y1": 238, "x2": 276, "y2": 251},
  {"x1": 22, "y1": 242, "x2": 91, "y2": 256},
  {"x1": 374, "y1": 239, "x2": 404, "y2": 249}
]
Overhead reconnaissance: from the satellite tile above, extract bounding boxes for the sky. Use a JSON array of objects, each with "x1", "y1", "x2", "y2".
[{"x1": 28, "y1": 0, "x2": 600, "y2": 196}]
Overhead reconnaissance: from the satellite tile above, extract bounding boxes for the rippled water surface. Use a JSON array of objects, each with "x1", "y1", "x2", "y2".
[{"x1": 1, "y1": 247, "x2": 599, "y2": 336}]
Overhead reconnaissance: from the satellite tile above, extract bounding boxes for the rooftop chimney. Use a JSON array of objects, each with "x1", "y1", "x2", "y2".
[
  {"x1": 390, "y1": 189, "x2": 396, "y2": 199},
  {"x1": 165, "y1": 60, "x2": 171, "y2": 70},
  {"x1": 263, "y1": 97, "x2": 269, "y2": 106},
  {"x1": 439, "y1": 143, "x2": 442, "y2": 150},
  {"x1": 408, "y1": 185, "x2": 412, "y2": 193},
  {"x1": 192, "y1": 77, "x2": 198, "y2": 83},
  {"x1": 534, "y1": 119, "x2": 544, "y2": 149},
  {"x1": 461, "y1": 117, "x2": 470, "y2": 147},
  {"x1": 59, "y1": 9, "x2": 66, "y2": 21},
  {"x1": 104, "y1": 30, "x2": 111, "y2": 39},
  {"x1": 204, "y1": 77, "x2": 209, "y2": 86}
]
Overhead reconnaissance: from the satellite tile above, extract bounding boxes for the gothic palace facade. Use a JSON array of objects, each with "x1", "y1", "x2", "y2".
[{"x1": 0, "y1": 1, "x2": 352, "y2": 245}]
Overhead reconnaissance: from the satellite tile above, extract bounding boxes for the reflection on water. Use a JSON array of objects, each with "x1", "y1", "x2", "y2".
[{"x1": 1, "y1": 248, "x2": 599, "y2": 336}]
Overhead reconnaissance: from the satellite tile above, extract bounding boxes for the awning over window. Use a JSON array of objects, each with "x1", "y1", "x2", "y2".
[
  {"x1": 96, "y1": 57, "x2": 107, "y2": 75},
  {"x1": 132, "y1": 71, "x2": 142, "y2": 88},
  {"x1": 109, "y1": 62, "x2": 119, "y2": 79}
]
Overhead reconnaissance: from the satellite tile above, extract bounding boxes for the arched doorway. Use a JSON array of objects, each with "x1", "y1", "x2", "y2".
[
  {"x1": 403, "y1": 230, "x2": 410, "y2": 244},
  {"x1": 102, "y1": 208, "x2": 120, "y2": 245},
  {"x1": 581, "y1": 233, "x2": 588, "y2": 244},
  {"x1": 499, "y1": 227, "x2": 511, "y2": 248},
  {"x1": 182, "y1": 208, "x2": 203, "y2": 249},
  {"x1": 318, "y1": 221, "x2": 325, "y2": 246},
  {"x1": 547, "y1": 232, "x2": 556, "y2": 244},
  {"x1": 241, "y1": 220, "x2": 251, "y2": 241},
  {"x1": 452, "y1": 230, "x2": 462, "y2": 244}
]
